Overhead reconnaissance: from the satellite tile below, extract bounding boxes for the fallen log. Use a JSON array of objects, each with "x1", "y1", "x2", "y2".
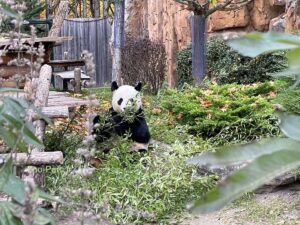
[{"x1": 1, "y1": 151, "x2": 64, "y2": 166}]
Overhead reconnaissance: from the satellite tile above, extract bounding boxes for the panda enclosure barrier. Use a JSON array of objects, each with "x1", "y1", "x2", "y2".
[
  {"x1": 53, "y1": 18, "x2": 112, "y2": 86},
  {"x1": 0, "y1": 9, "x2": 111, "y2": 185}
]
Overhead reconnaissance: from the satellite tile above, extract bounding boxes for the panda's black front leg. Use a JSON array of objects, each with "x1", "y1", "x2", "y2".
[
  {"x1": 92, "y1": 115, "x2": 113, "y2": 143},
  {"x1": 130, "y1": 113, "x2": 151, "y2": 152}
]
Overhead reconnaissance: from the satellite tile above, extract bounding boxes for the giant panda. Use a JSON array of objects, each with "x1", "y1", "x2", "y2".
[{"x1": 93, "y1": 81, "x2": 151, "y2": 152}]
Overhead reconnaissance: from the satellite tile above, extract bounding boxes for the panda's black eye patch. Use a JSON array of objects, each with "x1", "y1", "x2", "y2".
[{"x1": 117, "y1": 98, "x2": 123, "y2": 105}]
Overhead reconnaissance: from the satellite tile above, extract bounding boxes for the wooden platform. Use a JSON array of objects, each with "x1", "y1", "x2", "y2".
[
  {"x1": 0, "y1": 91, "x2": 97, "y2": 118},
  {"x1": 48, "y1": 91, "x2": 97, "y2": 107}
]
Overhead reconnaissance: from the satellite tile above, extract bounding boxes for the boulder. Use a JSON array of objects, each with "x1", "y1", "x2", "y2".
[
  {"x1": 269, "y1": 14, "x2": 286, "y2": 31},
  {"x1": 285, "y1": 0, "x2": 300, "y2": 32},
  {"x1": 250, "y1": 0, "x2": 282, "y2": 31},
  {"x1": 270, "y1": 0, "x2": 286, "y2": 6},
  {"x1": 207, "y1": 7, "x2": 250, "y2": 32}
]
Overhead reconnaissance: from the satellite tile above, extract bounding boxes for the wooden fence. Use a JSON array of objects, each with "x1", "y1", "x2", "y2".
[{"x1": 53, "y1": 18, "x2": 112, "y2": 86}]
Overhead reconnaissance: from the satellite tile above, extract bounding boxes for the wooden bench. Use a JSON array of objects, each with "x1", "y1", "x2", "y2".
[{"x1": 52, "y1": 70, "x2": 90, "y2": 91}]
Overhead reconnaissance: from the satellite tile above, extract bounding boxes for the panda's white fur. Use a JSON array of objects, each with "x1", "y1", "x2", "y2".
[
  {"x1": 93, "y1": 81, "x2": 150, "y2": 152},
  {"x1": 112, "y1": 85, "x2": 142, "y2": 113}
]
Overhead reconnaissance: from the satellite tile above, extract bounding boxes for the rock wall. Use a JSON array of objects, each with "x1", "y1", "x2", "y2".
[{"x1": 125, "y1": 0, "x2": 298, "y2": 87}]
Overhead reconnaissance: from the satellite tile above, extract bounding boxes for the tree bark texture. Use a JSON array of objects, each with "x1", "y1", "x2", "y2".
[
  {"x1": 192, "y1": 15, "x2": 207, "y2": 85},
  {"x1": 2, "y1": 152, "x2": 64, "y2": 166},
  {"x1": 112, "y1": 0, "x2": 125, "y2": 83},
  {"x1": 48, "y1": 1, "x2": 69, "y2": 37}
]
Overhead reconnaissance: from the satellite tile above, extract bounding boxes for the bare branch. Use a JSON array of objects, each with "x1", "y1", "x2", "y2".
[
  {"x1": 206, "y1": 0, "x2": 253, "y2": 17},
  {"x1": 205, "y1": 0, "x2": 235, "y2": 16},
  {"x1": 174, "y1": 0, "x2": 253, "y2": 17},
  {"x1": 221, "y1": 0, "x2": 253, "y2": 11}
]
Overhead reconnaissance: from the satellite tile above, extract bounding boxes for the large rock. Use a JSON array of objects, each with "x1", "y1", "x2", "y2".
[
  {"x1": 269, "y1": 14, "x2": 286, "y2": 31},
  {"x1": 285, "y1": 0, "x2": 300, "y2": 32},
  {"x1": 208, "y1": 7, "x2": 250, "y2": 32},
  {"x1": 270, "y1": 0, "x2": 286, "y2": 6},
  {"x1": 125, "y1": 0, "x2": 192, "y2": 87},
  {"x1": 250, "y1": 0, "x2": 284, "y2": 31},
  {"x1": 124, "y1": 0, "x2": 286, "y2": 87}
]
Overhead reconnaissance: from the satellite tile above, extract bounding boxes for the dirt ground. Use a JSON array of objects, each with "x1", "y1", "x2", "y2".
[
  {"x1": 57, "y1": 184, "x2": 300, "y2": 225},
  {"x1": 181, "y1": 183, "x2": 300, "y2": 225}
]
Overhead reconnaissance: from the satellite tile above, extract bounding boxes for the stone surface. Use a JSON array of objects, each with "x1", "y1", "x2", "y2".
[
  {"x1": 208, "y1": 7, "x2": 250, "y2": 32},
  {"x1": 269, "y1": 14, "x2": 286, "y2": 31},
  {"x1": 250, "y1": 0, "x2": 282, "y2": 31},
  {"x1": 270, "y1": 0, "x2": 287, "y2": 6},
  {"x1": 124, "y1": 0, "x2": 288, "y2": 87},
  {"x1": 125, "y1": 0, "x2": 192, "y2": 87},
  {"x1": 285, "y1": 0, "x2": 300, "y2": 32}
]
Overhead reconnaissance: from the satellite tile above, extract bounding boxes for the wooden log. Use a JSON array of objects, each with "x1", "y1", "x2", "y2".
[
  {"x1": 25, "y1": 64, "x2": 52, "y2": 187},
  {"x1": 48, "y1": 1, "x2": 69, "y2": 37},
  {"x1": 41, "y1": 106, "x2": 69, "y2": 118},
  {"x1": 74, "y1": 68, "x2": 81, "y2": 93},
  {"x1": 1, "y1": 152, "x2": 64, "y2": 166},
  {"x1": 33, "y1": 64, "x2": 52, "y2": 150}
]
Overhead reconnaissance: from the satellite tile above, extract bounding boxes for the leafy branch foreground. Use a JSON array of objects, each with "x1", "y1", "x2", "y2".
[{"x1": 188, "y1": 32, "x2": 300, "y2": 214}]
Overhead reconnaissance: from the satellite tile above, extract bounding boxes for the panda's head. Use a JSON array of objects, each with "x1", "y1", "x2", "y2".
[{"x1": 111, "y1": 81, "x2": 143, "y2": 114}]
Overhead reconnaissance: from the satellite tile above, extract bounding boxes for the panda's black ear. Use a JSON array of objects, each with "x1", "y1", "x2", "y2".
[
  {"x1": 111, "y1": 81, "x2": 119, "y2": 92},
  {"x1": 135, "y1": 81, "x2": 142, "y2": 92}
]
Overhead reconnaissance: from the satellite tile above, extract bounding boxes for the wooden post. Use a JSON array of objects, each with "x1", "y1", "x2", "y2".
[
  {"x1": 63, "y1": 51, "x2": 69, "y2": 70},
  {"x1": 25, "y1": 64, "x2": 52, "y2": 187},
  {"x1": 74, "y1": 68, "x2": 81, "y2": 93},
  {"x1": 192, "y1": 15, "x2": 207, "y2": 85},
  {"x1": 48, "y1": 1, "x2": 69, "y2": 37},
  {"x1": 33, "y1": 64, "x2": 52, "y2": 145}
]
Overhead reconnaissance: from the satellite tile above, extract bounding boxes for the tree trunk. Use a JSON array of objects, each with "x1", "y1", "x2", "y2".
[
  {"x1": 112, "y1": 0, "x2": 125, "y2": 83},
  {"x1": 192, "y1": 15, "x2": 207, "y2": 85},
  {"x1": 48, "y1": 1, "x2": 69, "y2": 37},
  {"x1": 45, "y1": 0, "x2": 50, "y2": 19},
  {"x1": 90, "y1": 0, "x2": 95, "y2": 17},
  {"x1": 83, "y1": 0, "x2": 87, "y2": 17},
  {"x1": 94, "y1": 0, "x2": 100, "y2": 18},
  {"x1": 103, "y1": 0, "x2": 109, "y2": 18}
]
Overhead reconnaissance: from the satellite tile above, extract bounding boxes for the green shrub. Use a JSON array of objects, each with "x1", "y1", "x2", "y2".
[
  {"x1": 176, "y1": 38, "x2": 287, "y2": 87},
  {"x1": 176, "y1": 44, "x2": 193, "y2": 88},
  {"x1": 160, "y1": 81, "x2": 285, "y2": 144},
  {"x1": 274, "y1": 87, "x2": 300, "y2": 114}
]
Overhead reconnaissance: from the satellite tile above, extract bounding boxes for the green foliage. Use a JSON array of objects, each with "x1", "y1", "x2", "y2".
[
  {"x1": 176, "y1": 44, "x2": 193, "y2": 88},
  {"x1": 0, "y1": 0, "x2": 45, "y2": 33},
  {"x1": 0, "y1": 96, "x2": 43, "y2": 151},
  {"x1": 44, "y1": 131, "x2": 82, "y2": 163},
  {"x1": 274, "y1": 87, "x2": 300, "y2": 113},
  {"x1": 50, "y1": 137, "x2": 216, "y2": 224},
  {"x1": 0, "y1": 89, "x2": 60, "y2": 224},
  {"x1": 0, "y1": 2, "x2": 17, "y2": 18},
  {"x1": 176, "y1": 38, "x2": 287, "y2": 87},
  {"x1": 188, "y1": 32, "x2": 300, "y2": 215},
  {"x1": 189, "y1": 148, "x2": 300, "y2": 214},
  {"x1": 229, "y1": 32, "x2": 300, "y2": 86},
  {"x1": 0, "y1": 158, "x2": 60, "y2": 224},
  {"x1": 46, "y1": 88, "x2": 217, "y2": 225},
  {"x1": 160, "y1": 81, "x2": 284, "y2": 144}
]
